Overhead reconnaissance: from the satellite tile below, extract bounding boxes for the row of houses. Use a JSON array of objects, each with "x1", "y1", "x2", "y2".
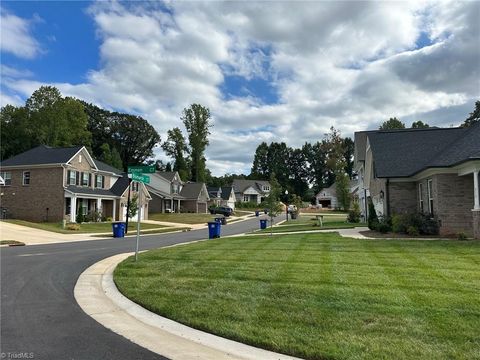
[{"x1": 0, "y1": 145, "x2": 273, "y2": 223}]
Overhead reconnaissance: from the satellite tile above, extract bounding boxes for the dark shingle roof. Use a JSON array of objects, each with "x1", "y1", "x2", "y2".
[
  {"x1": 221, "y1": 186, "x2": 233, "y2": 200},
  {"x1": 180, "y1": 182, "x2": 205, "y2": 199},
  {"x1": 109, "y1": 175, "x2": 130, "y2": 196},
  {"x1": 94, "y1": 159, "x2": 122, "y2": 175},
  {"x1": 65, "y1": 185, "x2": 117, "y2": 197},
  {"x1": 368, "y1": 124, "x2": 480, "y2": 177},
  {"x1": 232, "y1": 179, "x2": 271, "y2": 193},
  {"x1": 1, "y1": 145, "x2": 83, "y2": 167}
]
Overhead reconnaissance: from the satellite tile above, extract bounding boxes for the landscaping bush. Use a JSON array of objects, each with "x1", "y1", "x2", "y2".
[
  {"x1": 347, "y1": 201, "x2": 361, "y2": 223},
  {"x1": 391, "y1": 213, "x2": 439, "y2": 236},
  {"x1": 457, "y1": 232, "x2": 468, "y2": 241},
  {"x1": 367, "y1": 199, "x2": 378, "y2": 230},
  {"x1": 419, "y1": 215, "x2": 439, "y2": 235},
  {"x1": 407, "y1": 226, "x2": 419, "y2": 236},
  {"x1": 376, "y1": 215, "x2": 392, "y2": 233},
  {"x1": 66, "y1": 222, "x2": 80, "y2": 231},
  {"x1": 76, "y1": 212, "x2": 85, "y2": 223}
]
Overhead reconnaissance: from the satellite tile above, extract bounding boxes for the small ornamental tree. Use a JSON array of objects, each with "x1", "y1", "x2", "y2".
[
  {"x1": 127, "y1": 193, "x2": 138, "y2": 219},
  {"x1": 265, "y1": 174, "x2": 282, "y2": 235},
  {"x1": 367, "y1": 198, "x2": 378, "y2": 230}
]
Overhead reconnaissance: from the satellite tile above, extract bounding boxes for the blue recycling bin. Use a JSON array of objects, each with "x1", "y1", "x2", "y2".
[
  {"x1": 112, "y1": 222, "x2": 126, "y2": 238},
  {"x1": 255, "y1": 210, "x2": 260, "y2": 217},
  {"x1": 260, "y1": 219, "x2": 267, "y2": 229},
  {"x1": 208, "y1": 221, "x2": 221, "y2": 239},
  {"x1": 215, "y1": 217, "x2": 227, "y2": 225}
]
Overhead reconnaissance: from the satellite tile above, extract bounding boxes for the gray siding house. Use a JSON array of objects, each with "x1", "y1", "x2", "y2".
[
  {"x1": 354, "y1": 123, "x2": 480, "y2": 239},
  {"x1": 232, "y1": 179, "x2": 271, "y2": 204}
]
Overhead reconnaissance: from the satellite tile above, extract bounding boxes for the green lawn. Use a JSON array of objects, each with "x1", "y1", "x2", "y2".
[
  {"x1": 149, "y1": 212, "x2": 217, "y2": 224},
  {"x1": 114, "y1": 234, "x2": 480, "y2": 360},
  {"x1": 257, "y1": 214, "x2": 364, "y2": 233},
  {"x1": 6, "y1": 219, "x2": 166, "y2": 234}
]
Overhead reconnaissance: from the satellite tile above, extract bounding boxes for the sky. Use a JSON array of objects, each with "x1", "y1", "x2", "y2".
[{"x1": 1, "y1": 0, "x2": 479, "y2": 176}]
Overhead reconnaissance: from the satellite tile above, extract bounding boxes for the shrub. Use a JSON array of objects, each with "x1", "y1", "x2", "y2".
[
  {"x1": 66, "y1": 222, "x2": 80, "y2": 231},
  {"x1": 376, "y1": 215, "x2": 392, "y2": 233},
  {"x1": 367, "y1": 199, "x2": 378, "y2": 230},
  {"x1": 457, "y1": 232, "x2": 468, "y2": 241},
  {"x1": 76, "y1": 212, "x2": 85, "y2": 223},
  {"x1": 391, "y1": 213, "x2": 438, "y2": 235},
  {"x1": 418, "y1": 215, "x2": 439, "y2": 235},
  {"x1": 406, "y1": 226, "x2": 419, "y2": 236},
  {"x1": 347, "y1": 202, "x2": 361, "y2": 223},
  {"x1": 106, "y1": 217, "x2": 113, "y2": 222}
]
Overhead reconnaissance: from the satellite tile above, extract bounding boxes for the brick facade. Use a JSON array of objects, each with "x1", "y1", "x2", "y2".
[
  {"x1": 433, "y1": 174, "x2": 474, "y2": 237},
  {"x1": 389, "y1": 182, "x2": 417, "y2": 215},
  {"x1": 1, "y1": 167, "x2": 65, "y2": 222},
  {"x1": 473, "y1": 210, "x2": 480, "y2": 239}
]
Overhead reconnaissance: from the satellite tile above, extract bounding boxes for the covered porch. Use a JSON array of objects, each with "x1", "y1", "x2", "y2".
[{"x1": 65, "y1": 192, "x2": 118, "y2": 223}]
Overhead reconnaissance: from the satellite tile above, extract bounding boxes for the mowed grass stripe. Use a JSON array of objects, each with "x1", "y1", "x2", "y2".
[{"x1": 114, "y1": 234, "x2": 480, "y2": 360}]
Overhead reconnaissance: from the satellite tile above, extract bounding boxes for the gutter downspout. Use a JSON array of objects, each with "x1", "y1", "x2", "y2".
[{"x1": 386, "y1": 178, "x2": 391, "y2": 217}]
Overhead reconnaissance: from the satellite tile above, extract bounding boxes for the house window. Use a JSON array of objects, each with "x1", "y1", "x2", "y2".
[
  {"x1": 418, "y1": 183, "x2": 424, "y2": 213},
  {"x1": 243, "y1": 195, "x2": 249, "y2": 202},
  {"x1": 263, "y1": 185, "x2": 270, "y2": 191},
  {"x1": 68, "y1": 170, "x2": 76, "y2": 185},
  {"x1": 131, "y1": 182, "x2": 139, "y2": 192},
  {"x1": 172, "y1": 184, "x2": 178, "y2": 194},
  {"x1": 427, "y1": 179, "x2": 433, "y2": 215},
  {"x1": 96, "y1": 175, "x2": 104, "y2": 189},
  {"x1": 82, "y1": 172, "x2": 90, "y2": 186},
  {"x1": 1, "y1": 172, "x2": 11, "y2": 186},
  {"x1": 23, "y1": 171, "x2": 30, "y2": 185}
]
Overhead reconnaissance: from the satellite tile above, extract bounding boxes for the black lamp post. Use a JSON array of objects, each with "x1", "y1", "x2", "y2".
[{"x1": 285, "y1": 189, "x2": 289, "y2": 221}]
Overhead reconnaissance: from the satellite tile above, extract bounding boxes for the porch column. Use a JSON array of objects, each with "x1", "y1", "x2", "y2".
[
  {"x1": 177, "y1": 199, "x2": 181, "y2": 213},
  {"x1": 71, "y1": 197, "x2": 77, "y2": 223},
  {"x1": 112, "y1": 199, "x2": 117, "y2": 221},
  {"x1": 97, "y1": 198, "x2": 102, "y2": 213},
  {"x1": 473, "y1": 170, "x2": 479, "y2": 210}
]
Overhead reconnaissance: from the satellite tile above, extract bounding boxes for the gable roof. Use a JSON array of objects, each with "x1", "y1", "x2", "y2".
[
  {"x1": 94, "y1": 159, "x2": 122, "y2": 175},
  {"x1": 366, "y1": 124, "x2": 480, "y2": 178},
  {"x1": 109, "y1": 175, "x2": 130, "y2": 196},
  {"x1": 232, "y1": 179, "x2": 271, "y2": 194},
  {"x1": 156, "y1": 171, "x2": 178, "y2": 182},
  {"x1": 1, "y1": 145, "x2": 84, "y2": 167},
  {"x1": 221, "y1": 186, "x2": 234, "y2": 200},
  {"x1": 180, "y1": 182, "x2": 208, "y2": 200}
]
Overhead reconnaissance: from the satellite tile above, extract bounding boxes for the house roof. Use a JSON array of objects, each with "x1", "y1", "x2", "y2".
[
  {"x1": 232, "y1": 179, "x2": 271, "y2": 193},
  {"x1": 65, "y1": 185, "x2": 118, "y2": 197},
  {"x1": 180, "y1": 182, "x2": 207, "y2": 199},
  {"x1": 366, "y1": 124, "x2": 480, "y2": 178},
  {"x1": 0, "y1": 145, "x2": 84, "y2": 167},
  {"x1": 156, "y1": 171, "x2": 177, "y2": 182},
  {"x1": 207, "y1": 186, "x2": 221, "y2": 198},
  {"x1": 221, "y1": 186, "x2": 233, "y2": 200},
  {"x1": 94, "y1": 159, "x2": 122, "y2": 175},
  {"x1": 109, "y1": 175, "x2": 130, "y2": 196}
]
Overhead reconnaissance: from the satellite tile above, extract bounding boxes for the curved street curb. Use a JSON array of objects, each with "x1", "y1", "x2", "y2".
[{"x1": 74, "y1": 251, "x2": 302, "y2": 360}]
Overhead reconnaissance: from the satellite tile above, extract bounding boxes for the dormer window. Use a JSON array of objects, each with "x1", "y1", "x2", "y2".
[{"x1": 263, "y1": 185, "x2": 270, "y2": 191}]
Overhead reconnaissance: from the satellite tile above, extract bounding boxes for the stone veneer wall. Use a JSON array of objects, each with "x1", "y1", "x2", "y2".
[
  {"x1": 433, "y1": 174, "x2": 474, "y2": 236},
  {"x1": 473, "y1": 210, "x2": 480, "y2": 239}
]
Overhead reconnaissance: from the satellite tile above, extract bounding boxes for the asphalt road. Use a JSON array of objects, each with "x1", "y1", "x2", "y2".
[{"x1": 1, "y1": 216, "x2": 279, "y2": 360}]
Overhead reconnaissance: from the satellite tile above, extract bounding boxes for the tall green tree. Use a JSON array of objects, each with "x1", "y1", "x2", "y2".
[
  {"x1": 342, "y1": 137, "x2": 354, "y2": 179},
  {"x1": 0, "y1": 105, "x2": 32, "y2": 159},
  {"x1": 250, "y1": 142, "x2": 270, "y2": 179},
  {"x1": 462, "y1": 100, "x2": 480, "y2": 127},
  {"x1": 162, "y1": 127, "x2": 189, "y2": 181},
  {"x1": 379, "y1": 117, "x2": 405, "y2": 130},
  {"x1": 287, "y1": 148, "x2": 309, "y2": 198},
  {"x1": 99, "y1": 143, "x2": 123, "y2": 170},
  {"x1": 411, "y1": 120, "x2": 430, "y2": 128},
  {"x1": 182, "y1": 104, "x2": 212, "y2": 182}
]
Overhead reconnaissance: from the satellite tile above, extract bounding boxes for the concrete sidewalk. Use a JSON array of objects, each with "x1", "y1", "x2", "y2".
[{"x1": 75, "y1": 252, "x2": 302, "y2": 360}]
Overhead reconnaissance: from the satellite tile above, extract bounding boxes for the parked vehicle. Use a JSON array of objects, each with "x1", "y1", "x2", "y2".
[{"x1": 209, "y1": 206, "x2": 233, "y2": 217}]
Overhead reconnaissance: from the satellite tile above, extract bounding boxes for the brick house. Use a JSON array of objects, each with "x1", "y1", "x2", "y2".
[
  {"x1": 147, "y1": 171, "x2": 210, "y2": 213},
  {"x1": 0, "y1": 145, "x2": 150, "y2": 223},
  {"x1": 354, "y1": 123, "x2": 480, "y2": 238},
  {"x1": 232, "y1": 179, "x2": 271, "y2": 204}
]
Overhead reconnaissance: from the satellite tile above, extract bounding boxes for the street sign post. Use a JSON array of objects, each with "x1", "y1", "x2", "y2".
[
  {"x1": 130, "y1": 173, "x2": 150, "y2": 184},
  {"x1": 127, "y1": 165, "x2": 155, "y2": 174}
]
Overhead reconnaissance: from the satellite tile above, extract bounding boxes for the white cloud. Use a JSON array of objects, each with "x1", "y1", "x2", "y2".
[
  {"x1": 2, "y1": 1, "x2": 479, "y2": 176},
  {"x1": 0, "y1": 8, "x2": 41, "y2": 58}
]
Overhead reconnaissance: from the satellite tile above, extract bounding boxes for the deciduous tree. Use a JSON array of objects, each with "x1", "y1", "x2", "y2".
[{"x1": 379, "y1": 117, "x2": 405, "y2": 130}]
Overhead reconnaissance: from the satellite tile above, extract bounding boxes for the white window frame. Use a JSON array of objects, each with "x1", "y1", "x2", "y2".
[
  {"x1": 23, "y1": 171, "x2": 30, "y2": 186},
  {"x1": 263, "y1": 185, "x2": 270, "y2": 191},
  {"x1": 243, "y1": 195, "x2": 250, "y2": 202},
  {"x1": 418, "y1": 183, "x2": 424, "y2": 213},
  {"x1": 96, "y1": 175, "x2": 104, "y2": 189},
  {"x1": 1, "y1": 172, "x2": 11, "y2": 186},
  {"x1": 82, "y1": 172, "x2": 89, "y2": 186},
  {"x1": 68, "y1": 171, "x2": 76, "y2": 185},
  {"x1": 427, "y1": 179, "x2": 433, "y2": 215}
]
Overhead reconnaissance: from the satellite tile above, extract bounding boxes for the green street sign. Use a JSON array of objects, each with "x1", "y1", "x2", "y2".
[
  {"x1": 128, "y1": 165, "x2": 156, "y2": 174},
  {"x1": 131, "y1": 173, "x2": 150, "y2": 184}
]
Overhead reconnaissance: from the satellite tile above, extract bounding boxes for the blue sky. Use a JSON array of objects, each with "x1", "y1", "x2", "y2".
[{"x1": 1, "y1": 1, "x2": 479, "y2": 175}]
